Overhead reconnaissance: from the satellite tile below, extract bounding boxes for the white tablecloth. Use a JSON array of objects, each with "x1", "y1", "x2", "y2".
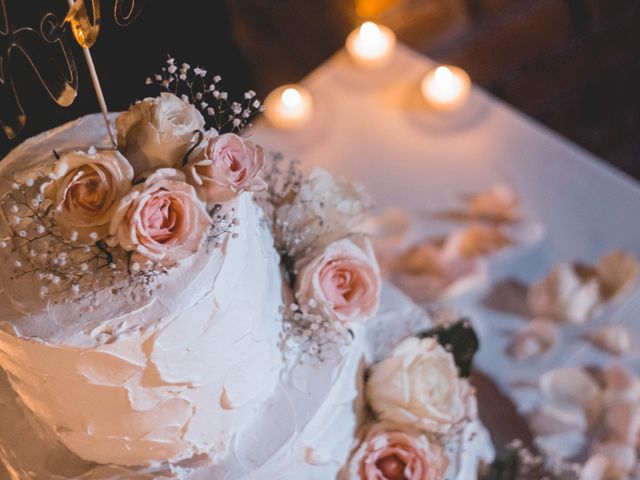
[
  {"x1": 250, "y1": 44, "x2": 640, "y2": 419},
  {"x1": 1, "y1": 44, "x2": 638, "y2": 480}
]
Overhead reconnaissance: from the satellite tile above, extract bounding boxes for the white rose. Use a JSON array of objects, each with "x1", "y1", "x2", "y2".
[
  {"x1": 366, "y1": 337, "x2": 469, "y2": 434},
  {"x1": 116, "y1": 93, "x2": 205, "y2": 175},
  {"x1": 275, "y1": 168, "x2": 371, "y2": 257},
  {"x1": 295, "y1": 236, "x2": 381, "y2": 325}
]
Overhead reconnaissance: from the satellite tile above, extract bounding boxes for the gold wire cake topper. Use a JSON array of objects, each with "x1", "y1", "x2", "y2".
[{"x1": 0, "y1": 0, "x2": 144, "y2": 143}]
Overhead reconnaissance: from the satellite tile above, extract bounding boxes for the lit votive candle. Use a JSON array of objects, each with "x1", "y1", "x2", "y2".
[
  {"x1": 346, "y1": 21, "x2": 396, "y2": 68},
  {"x1": 421, "y1": 65, "x2": 471, "y2": 112},
  {"x1": 263, "y1": 84, "x2": 313, "y2": 130}
]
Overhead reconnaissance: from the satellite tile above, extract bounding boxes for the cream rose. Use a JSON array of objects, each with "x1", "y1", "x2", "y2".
[
  {"x1": 116, "y1": 93, "x2": 205, "y2": 175},
  {"x1": 366, "y1": 337, "x2": 469, "y2": 434},
  {"x1": 342, "y1": 422, "x2": 448, "y2": 480},
  {"x1": 109, "y1": 168, "x2": 211, "y2": 263},
  {"x1": 184, "y1": 131, "x2": 266, "y2": 203},
  {"x1": 295, "y1": 236, "x2": 380, "y2": 324},
  {"x1": 51, "y1": 149, "x2": 133, "y2": 241},
  {"x1": 275, "y1": 168, "x2": 371, "y2": 257}
]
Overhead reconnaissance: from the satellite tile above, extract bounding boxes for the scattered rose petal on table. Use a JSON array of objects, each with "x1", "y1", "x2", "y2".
[
  {"x1": 589, "y1": 325, "x2": 636, "y2": 355},
  {"x1": 539, "y1": 367, "x2": 603, "y2": 429},
  {"x1": 595, "y1": 250, "x2": 639, "y2": 301},
  {"x1": 389, "y1": 239, "x2": 487, "y2": 303},
  {"x1": 506, "y1": 318, "x2": 559, "y2": 360},
  {"x1": 527, "y1": 263, "x2": 601, "y2": 324},
  {"x1": 581, "y1": 453, "x2": 625, "y2": 480},
  {"x1": 527, "y1": 251, "x2": 638, "y2": 325},
  {"x1": 602, "y1": 363, "x2": 640, "y2": 404},
  {"x1": 604, "y1": 401, "x2": 640, "y2": 445},
  {"x1": 590, "y1": 442, "x2": 637, "y2": 478},
  {"x1": 467, "y1": 184, "x2": 521, "y2": 223},
  {"x1": 443, "y1": 223, "x2": 512, "y2": 257}
]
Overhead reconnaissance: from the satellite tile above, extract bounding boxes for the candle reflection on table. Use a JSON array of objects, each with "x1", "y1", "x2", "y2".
[
  {"x1": 421, "y1": 65, "x2": 471, "y2": 112},
  {"x1": 263, "y1": 84, "x2": 314, "y2": 130},
  {"x1": 345, "y1": 21, "x2": 396, "y2": 68}
]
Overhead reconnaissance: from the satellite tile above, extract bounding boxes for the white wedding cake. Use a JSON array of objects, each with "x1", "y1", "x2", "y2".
[{"x1": 0, "y1": 73, "x2": 493, "y2": 480}]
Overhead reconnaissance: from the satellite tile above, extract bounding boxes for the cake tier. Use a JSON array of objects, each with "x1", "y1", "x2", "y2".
[
  {"x1": 0, "y1": 114, "x2": 493, "y2": 478},
  {"x1": 0, "y1": 283, "x2": 493, "y2": 479},
  {"x1": 0, "y1": 115, "x2": 284, "y2": 466}
]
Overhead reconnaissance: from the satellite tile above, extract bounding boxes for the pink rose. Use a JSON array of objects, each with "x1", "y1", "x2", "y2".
[
  {"x1": 109, "y1": 169, "x2": 211, "y2": 263},
  {"x1": 51, "y1": 149, "x2": 133, "y2": 241},
  {"x1": 295, "y1": 236, "x2": 381, "y2": 324},
  {"x1": 184, "y1": 132, "x2": 266, "y2": 203},
  {"x1": 343, "y1": 423, "x2": 448, "y2": 480}
]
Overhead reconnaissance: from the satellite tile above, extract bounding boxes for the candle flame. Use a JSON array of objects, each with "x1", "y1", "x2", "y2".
[
  {"x1": 421, "y1": 64, "x2": 470, "y2": 110},
  {"x1": 434, "y1": 66, "x2": 454, "y2": 84},
  {"x1": 281, "y1": 87, "x2": 302, "y2": 108},
  {"x1": 359, "y1": 21, "x2": 382, "y2": 42}
]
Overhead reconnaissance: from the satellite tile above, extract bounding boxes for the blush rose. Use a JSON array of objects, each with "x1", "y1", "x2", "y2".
[
  {"x1": 295, "y1": 236, "x2": 381, "y2": 324},
  {"x1": 109, "y1": 168, "x2": 211, "y2": 264},
  {"x1": 343, "y1": 423, "x2": 448, "y2": 480},
  {"x1": 183, "y1": 131, "x2": 266, "y2": 203}
]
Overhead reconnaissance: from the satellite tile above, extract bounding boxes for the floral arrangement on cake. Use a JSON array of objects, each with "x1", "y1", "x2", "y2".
[
  {"x1": 341, "y1": 320, "x2": 482, "y2": 480},
  {"x1": 0, "y1": 58, "x2": 382, "y2": 352},
  {"x1": 257, "y1": 155, "x2": 382, "y2": 356},
  {"x1": 0, "y1": 60, "x2": 268, "y2": 304}
]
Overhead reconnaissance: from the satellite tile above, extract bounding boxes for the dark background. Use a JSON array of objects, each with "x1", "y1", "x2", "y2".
[{"x1": 1, "y1": 0, "x2": 639, "y2": 179}]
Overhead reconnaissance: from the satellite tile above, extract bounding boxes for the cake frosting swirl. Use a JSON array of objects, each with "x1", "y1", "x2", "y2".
[{"x1": 0, "y1": 114, "x2": 283, "y2": 466}]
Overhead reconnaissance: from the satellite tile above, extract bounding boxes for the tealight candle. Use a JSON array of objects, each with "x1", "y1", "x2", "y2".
[
  {"x1": 345, "y1": 21, "x2": 396, "y2": 68},
  {"x1": 263, "y1": 84, "x2": 313, "y2": 130},
  {"x1": 421, "y1": 65, "x2": 471, "y2": 112}
]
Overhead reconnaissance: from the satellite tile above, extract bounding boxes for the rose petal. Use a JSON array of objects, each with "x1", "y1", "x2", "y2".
[
  {"x1": 507, "y1": 318, "x2": 559, "y2": 360},
  {"x1": 527, "y1": 263, "x2": 601, "y2": 324},
  {"x1": 467, "y1": 184, "x2": 520, "y2": 223},
  {"x1": 589, "y1": 325, "x2": 636, "y2": 355},
  {"x1": 539, "y1": 367, "x2": 602, "y2": 428},
  {"x1": 596, "y1": 251, "x2": 639, "y2": 301}
]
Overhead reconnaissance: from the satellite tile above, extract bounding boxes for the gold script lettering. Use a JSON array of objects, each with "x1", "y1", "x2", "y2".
[{"x1": 0, "y1": 0, "x2": 78, "y2": 139}]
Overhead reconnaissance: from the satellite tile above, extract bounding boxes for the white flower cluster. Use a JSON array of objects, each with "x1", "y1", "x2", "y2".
[
  {"x1": 0, "y1": 59, "x2": 275, "y2": 304},
  {"x1": 259, "y1": 155, "x2": 381, "y2": 358},
  {"x1": 280, "y1": 300, "x2": 352, "y2": 359},
  {"x1": 146, "y1": 56, "x2": 264, "y2": 134},
  {"x1": 0, "y1": 172, "x2": 166, "y2": 304}
]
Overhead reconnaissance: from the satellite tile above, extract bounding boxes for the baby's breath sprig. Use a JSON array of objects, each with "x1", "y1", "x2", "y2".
[
  {"x1": 147, "y1": 56, "x2": 265, "y2": 134},
  {"x1": 258, "y1": 153, "x2": 304, "y2": 215},
  {"x1": 280, "y1": 300, "x2": 353, "y2": 361},
  {"x1": 255, "y1": 152, "x2": 322, "y2": 279},
  {"x1": 206, "y1": 204, "x2": 239, "y2": 251},
  {"x1": 257, "y1": 154, "x2": 356, "y2": 358},
  {"x1": 0, "y1": 175, "x2": 167, "y2": 305}
]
